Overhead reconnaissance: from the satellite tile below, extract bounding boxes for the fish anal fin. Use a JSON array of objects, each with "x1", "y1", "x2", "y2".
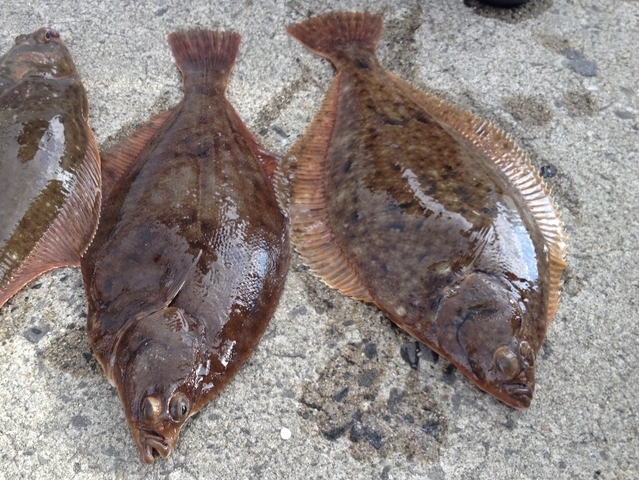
[
  {"x1": 100, "y1": 109, "x2": 174, "y2": 201},
  {"x1": 289, "y1": 76, "x2": 373, "y2": 302},
  {"x1": 389, "y1": 73, "x2": 567, "y2": 325},
  {"x1": 0, "y1": 129, "x2": 101, "y2": 308}
]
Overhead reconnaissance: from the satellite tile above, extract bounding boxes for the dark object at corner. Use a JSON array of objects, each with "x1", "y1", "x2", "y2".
[{"x1": 478, "y1": 0, "x2": 530, "y2": 6}]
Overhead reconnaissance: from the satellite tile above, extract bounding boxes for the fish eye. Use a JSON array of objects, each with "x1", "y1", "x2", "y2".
[
  {"x1": 39, "y1": 29, "x2": 59, "y2": 43},
  {"x1": 494, "y1": 345, "x2": 519, "y2": 380},
  {"x1": 169, "y1": 394, "x2": 189, "y2": 423}
]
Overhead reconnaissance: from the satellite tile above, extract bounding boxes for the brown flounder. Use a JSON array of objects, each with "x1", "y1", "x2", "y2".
[
  {"x1": 81, "y1": 30, "x2": 290, "y2": 463},
  {"x1": 286, "y1": 12, "x2": 566, "y2": 409},
  {"x1": 0, "y1": 28, "x2": 101, "y2": 308}
]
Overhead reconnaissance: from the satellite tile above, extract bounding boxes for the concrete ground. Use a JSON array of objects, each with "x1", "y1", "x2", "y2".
[{"x1": 1, "y1": 0, "x2": 637, "y2": 478}]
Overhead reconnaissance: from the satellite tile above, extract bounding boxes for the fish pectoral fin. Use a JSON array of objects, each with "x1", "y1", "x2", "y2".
[
  {"x1": 0, "y1": 128, "x2": 101, "y2": 308},
  {"x1": 100, "y1": 109, "x2": 175, "y2": 201},
  {"x1": 0, "y1": 81, "x2": 27, "y2": 108},
  {"x1": 287, "y1": 75, "x2": 373, "y2": 303},
  {"x1": 159, "y1": 249, "x2": 203, "y2": 308}
]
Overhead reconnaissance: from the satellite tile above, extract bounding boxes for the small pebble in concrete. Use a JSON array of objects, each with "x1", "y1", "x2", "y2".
[{"x1": 280, "y1": 427, "x2": 292, "y2": 440}]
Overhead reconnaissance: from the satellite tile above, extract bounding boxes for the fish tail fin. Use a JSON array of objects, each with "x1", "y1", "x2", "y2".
[
  {"x1": 168, "y1": 30, "x2": 240, "y2": 82},
  {"x1": 287, "y1": 12, "x2": 383, "y2": 60}
]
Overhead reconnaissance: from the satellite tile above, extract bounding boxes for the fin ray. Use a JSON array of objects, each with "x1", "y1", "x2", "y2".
[
  {"x1": 288, "y1": 76, "x2": 373, "y2": 302},
  {"x1": 168, "y1": 30, "x2": 241, "y2": 81},
  {"x1": 287, "y1": 12, "x2": 383, "y2": 60},
  {"x1": 0, "y1": 130, "x2": 101, "y2": 307},
  {"x1": 100, "y1": 109, "x2": 174, "y2": 201}
]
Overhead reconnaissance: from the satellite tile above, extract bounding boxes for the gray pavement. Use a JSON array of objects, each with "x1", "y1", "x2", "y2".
[{"x1": 0, "y1": 0, "x2": 637, "y2": 478}]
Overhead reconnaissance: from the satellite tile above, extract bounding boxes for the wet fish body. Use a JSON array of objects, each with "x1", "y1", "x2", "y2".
[
  {"x1": 0, "y1": 28, "x2": 101, "y2": 308},
  {"x1": 81, "y1": 30, "x2": 290, "y2": 462},
  {"x1": 287, "y1": 13, "x2": 566, "y2": 408}
]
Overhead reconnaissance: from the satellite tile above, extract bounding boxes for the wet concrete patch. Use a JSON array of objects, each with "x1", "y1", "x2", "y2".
[
  {"x1": 380, "y1": 3, "x2": 423, "y2": 81},
  {"x1": 561, "y1": 91, "x2": 600, "y2": 117},
  {"x1": 561, "y1": 49, "x2": 598, "y2": 77},
  {"x1": 535, "y1": 33, "x2": 572, "y2": 54},
  {"x1": 0, "y1": 270, "x2": 82, "y2": 342},
  {"x1": 253, "y1": 65, "x2": 314, "y2": 140},
  {"x1": 299, "y1": 341, "x2": 446, "y2": 463},
  {"x1": 23, "y1": 323, "x2": 51, "y2": 344},
  {"x1": 614, "y1": 109, "x2": 635, "y2": 120},
  {"x1": 41, "y1": 325, "x2": 101, "y2": 379},
  {"x1": 502, "y1": 95, "x2": 554, "y2": 127}
]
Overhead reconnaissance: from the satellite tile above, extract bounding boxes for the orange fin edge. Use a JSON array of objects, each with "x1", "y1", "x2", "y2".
[
  {"x1": 100, "y1": 109, "x2": 174, "y2": 201},
  {"x1": 227, "y1": 103, "x2": 280, "y2": 180},
  {"x1": 0, "y1": 128, "x2": 102, "y2": 308},
  {"x1": 389, "y1": 73, "x2": 567, "y2": 324},
  {"x1": 224, "y1": 102, "x2": 289, "y2": 214},
  {"x1": 288, "y1": 76, "x2": 373, "y2": 302}
]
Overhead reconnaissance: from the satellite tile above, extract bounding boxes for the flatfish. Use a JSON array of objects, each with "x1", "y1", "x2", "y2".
[
  {"x1": 81, "y1": 30, "x2": 290, "y2": 462},
  {"x1": 286, "y1": 12, "x2": 566, "y2": 409},
  {"x1": 0, "y1": 28, "x2": 101, "y2": 308}
]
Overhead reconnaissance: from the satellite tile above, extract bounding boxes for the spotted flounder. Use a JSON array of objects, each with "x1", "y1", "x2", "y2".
[
  {"x1": 286, "y1": 12, "x2": 566, "y2": 409},
  {"x1": 81, "y1": 30, "x2": 290, "y2": 462},
  {"x1": 0, "y1": 28, "x2": 101, "y2": 308}
]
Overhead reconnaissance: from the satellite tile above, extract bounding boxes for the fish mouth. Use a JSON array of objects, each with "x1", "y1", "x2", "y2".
[
  {"x1": 136, "y1": 428, "x2": 173, "y2": 464},
  {"x1": 500, "y1": 383, "x2": 533, "y2": 409}
]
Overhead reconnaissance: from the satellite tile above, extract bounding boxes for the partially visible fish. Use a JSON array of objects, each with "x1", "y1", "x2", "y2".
[
  {"x1": 81, "y1": 30, "x2": 290, "y2": 463},
  {"x1": 0, "y1": 28, "x2": 101, "y2": 308},
  {"x1": 286, "y1": 12, "x2": 566, "y2": 409}
]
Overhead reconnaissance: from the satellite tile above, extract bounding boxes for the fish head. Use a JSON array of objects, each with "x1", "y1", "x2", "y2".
[
  {"x1": 113, "y1": 307, "x2": 205, "y2": 464},
  {"x1": 0, "y1": 27, "x2": 76, "y2": 82},
  {"x1": 437, "y1": 272, "x2": 536, "y2": 409}
]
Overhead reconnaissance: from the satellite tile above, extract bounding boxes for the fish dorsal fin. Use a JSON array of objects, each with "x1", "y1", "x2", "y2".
[
  {"x1": 0, "y1": 129, "x2": 101, "y2": 307},
  {"x1": 286, "y1": 12, "x2": 383, "y2": 60},
  {"x1": 228, "y1": 108, "x2": 288, "y2": 212},
  {"x1": 100, "y1": 109, "x2": 174, "y2": 201},
  {"x1": 288, "y1": 76, "x2": 373, "y2": 302},
  {"x1": 389, "y1": 73, "x2": 567, "y2": 324},
  {"x1": 225, "y1": 101, "x2": 280, "y2": 180}
]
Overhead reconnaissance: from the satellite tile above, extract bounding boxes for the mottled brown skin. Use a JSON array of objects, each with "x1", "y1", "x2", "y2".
[
  {"x1": 328, "y1": 49, "x2": 545, "y2": 407},
  {"x1": 81, "y1": 30, "x2": 289, "y2": 463},
  {"x1": 0, "y1": 28, "x2": 100, "y2": 308},
  {"x1": 287, "y1": 13, "x2": 564, "y2": 409}
]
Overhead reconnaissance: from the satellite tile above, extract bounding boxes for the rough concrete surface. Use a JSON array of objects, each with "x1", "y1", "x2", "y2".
[{"x1": 0, "y1": 0, "x2": 637, "y2": 478}]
